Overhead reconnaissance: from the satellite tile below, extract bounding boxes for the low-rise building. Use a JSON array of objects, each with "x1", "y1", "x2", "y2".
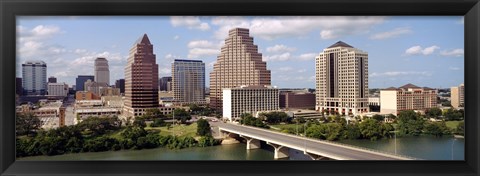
[
  {"x1": 380, "y1": 83, "x2": 437, "y2": 115},
  {"x1": 48, "y1": 82, "x2": 69, "y2": 97},
  {"x1": 75, "y1": 91, "x2": 100, "y2": 100},
  {"x1": 222, "y1": 85, "x2": 279, "y2": 121},
  {"x1": 17, "y1": 101, "x2": 65, "y2": 129},
  {"x1": 279, "y1": 90, "x2": 315, "y2": 110}
]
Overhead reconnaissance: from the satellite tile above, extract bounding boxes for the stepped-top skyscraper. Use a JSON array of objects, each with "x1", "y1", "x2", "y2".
[
  {"x1": 94, "y1": 57, "x2": 110, "y2": 85},
  {"x1": 22, "y1": 60, "x2": 47, "y2": 95},
  {"x1": 209, "y1": 28, "x2": 271, "y2": 111},
  {"x1": 315, "y1": 41, "x2": 369, "y2": 116},
  {"x1": 123, "y1": 34, "x2": 159, "y2": 117}
]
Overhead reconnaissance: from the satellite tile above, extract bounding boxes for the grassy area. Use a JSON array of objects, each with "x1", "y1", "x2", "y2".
[
  {"x1": 145, "y1": 123, "x2": 198, "y2": 138},
  {"x1": 445, "y1": 120, "x2": 463, "y2": 130}
]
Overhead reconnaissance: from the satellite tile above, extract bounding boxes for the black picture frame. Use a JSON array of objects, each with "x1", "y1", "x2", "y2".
[{"x1": 1, "y1": 0, "x2": 479, "y2": 176}]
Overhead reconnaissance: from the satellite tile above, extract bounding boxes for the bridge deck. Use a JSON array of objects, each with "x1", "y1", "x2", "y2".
[{"x1": 215, "y1": 122, "x2": 415, "y2": 160}]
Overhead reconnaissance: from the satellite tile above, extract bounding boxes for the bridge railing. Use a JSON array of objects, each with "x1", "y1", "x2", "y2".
[{"x1": 222, "y1": 123, "x2": 419, "y2": 160}]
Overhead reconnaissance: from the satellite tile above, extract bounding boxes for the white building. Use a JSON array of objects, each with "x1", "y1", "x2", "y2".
[
  {"x1": 22, "y1": 60, "x2": 47, "y2": 95},
  {"x1": 368, "y1": 97, "x2": 380, "y2": 106},
  {"x1": 48, "y1": 82, "x2": 69, "y2": 97},
  {"x1": 94, "y1": 57, "x2": 110, "y2": 85},
  {"x1": 222, "y1": 85, "x2": 279, "y2": 121},
  {"x1": 380, "y1": 83, "x2": 438, "y2": 115},
  {"x1": 451, "y1": 83, "x2": 464, "y2": 109},
  {"x1": 315, "y1": 41, "x2": 369, "y2": 116}
]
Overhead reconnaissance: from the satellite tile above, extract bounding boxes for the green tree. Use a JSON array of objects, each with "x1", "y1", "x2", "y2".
[
  {"x1": 358, "y1": 119, "x2": 382, "y2": 140},
  {"x1": 443, "y1": 108, "x2": 463, "y2": 121},
  {"x1": 372, "y1": 114, "x2": 385, "y2": 122},
  {"x1": 240, "y1": 113, "x2": 269, "y2": 129},
  {"x1": 173, "y1": 108, "x2": 192, "y2": 124},
  {"x1": 426, "y1": 107, "x2": 442, "y2": 119},
  {"x1": 424, "y1": 121, "x2": 450, "y2": 137},
  {"x1": 144, "y1": 108, "x2": 165, "y2": 120},
  {"x1": 197, "y1": 118, "x2": 211, "y2": 136},
  {"x1": 16, "y1": 112, "x2": 42, "y2": 136},
  {"x1": 455, "y1": 121, "x2": 465, "y2": 135},
  {"x1": 397, "y1": 110, "x2": 425, "y2": 136},
  {"x1": 150, "y1": 118, "x2": 166, "y2": 127}
]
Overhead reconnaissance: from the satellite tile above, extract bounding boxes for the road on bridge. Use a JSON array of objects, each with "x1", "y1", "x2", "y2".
[{"x1": 214, "y1": 122, "x2": 415, "y2": 160}]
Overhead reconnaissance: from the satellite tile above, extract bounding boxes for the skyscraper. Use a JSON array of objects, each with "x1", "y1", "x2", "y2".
[
  {"x1": 159, "y1": 76, "x2": 172, "y2": 91},
  {"x1": 94, "y1": 57, "x2": 110, "y2": 85},
  {"x1": 48, "y1": 76, "x2": 57, "y2": 83},
  {"x1": 123, "y1": 34, "x2": 159, "y2": 117},
  {"x1": 451, "y1": 83, "x2": 464, "y2": 109},
  {"x1": 209, "y1": 28, "x2": 271, "y2": 111},
  {"x1": 22, "y1": 60, "x2": 47, "y2": 95},
  {"x1": 172, "y1": 59, "x2": 205, "y2": 104},
  {"x1": 115, "y1": 79, "x2": 125, "y2": 94},
  {"x1": 75, "y1": 75, "x2": 94, "y2": 91},
  {"x1": 315, "y1": 41, "x2": 369, "y2": 116}
]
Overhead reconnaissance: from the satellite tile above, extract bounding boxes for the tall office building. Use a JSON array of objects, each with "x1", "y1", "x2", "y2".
[
  {"x1": 451, "y1": 83, "x2": 464, "y2": 109},
  {"x1": 94, "y1": 57, "x2": 110, "y2": 85},
  {"x1": 22, "y1": 60, "x2": 47, "y2": 95},
  {"x1": 48, "y1": 76, "x2": 57, "y2": 83},
  {"x1": 159, "y1": 76, "x2": 172, "y2": 91},
  {"x1": 16, "y1": 77, "x2": 23, "y2": 96},
  {"x1": 209, "y1": 28, "x2": 271, "y2": 111},
  {"x1": 75, "y1": 75, "x2": 94, "y2": 91},
  {"x1": 123, "y1": 34, "x2": 159, "y2": 117},
  {"x1": 172, "y1": 59, "x2": 205, "y2": 104},
  {"x1": 115, "y1": 79, "x2": 125, "y2": 94},
  {"x1": 315, "y1": 41, "x2": 369, "y2": 116}
]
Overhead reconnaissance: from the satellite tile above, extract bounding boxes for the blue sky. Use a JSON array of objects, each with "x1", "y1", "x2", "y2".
[{"x1": 16, "y1": 16, "x2": 464, "y2": 89}]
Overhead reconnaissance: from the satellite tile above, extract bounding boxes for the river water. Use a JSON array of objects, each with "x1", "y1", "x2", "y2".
[{"x1": 18, "y1": 136, "x2": 464, "y2": 161}]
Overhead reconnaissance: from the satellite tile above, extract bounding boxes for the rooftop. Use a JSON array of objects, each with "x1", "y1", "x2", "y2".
[
  {"x1": 134, "y1": 33, "x2": 151, "y2": 45},
  {"x1": 327, "y1": 41, "x2": 354, "y2": 49}
]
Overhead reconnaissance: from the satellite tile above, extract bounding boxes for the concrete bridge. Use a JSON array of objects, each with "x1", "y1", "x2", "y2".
[{"x1": 215, "y1": 122, "x2": 416, "y2": 160}]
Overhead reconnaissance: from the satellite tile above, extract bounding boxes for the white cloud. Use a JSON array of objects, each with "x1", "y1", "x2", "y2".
[
  {"x1": 370, "y1": 71, "x2": 432, "y2": 77},
  {"x1": 211, "y1": 16, "x2": 386, "y2": 40},
  {"x1": 297, "y1": 69, "x2": 307, "y2": 73},
  {"x1": 170, "y1": 16, "x2": 210, "y2": 31},
  {"x1": 405, "y1": 45, "x2": 440, "y2": 56},
  {"x1": 440, "y1": 49, "x2": 464, "y2": 57},
  {"x1": 278, "y1": 67, "x2": 293, "y2": 71},
  {"x1": 187, "y1": 40, "x2": 221, "y2": 59},
  {"x1": 173, "y1": 35, "x2": 180, "y2": 40},
  {"x1": 297, "y1": 53, "x2": 317, "y2": 61},
  {"x1": 54, "y1": 71, "x2": 69, "y2": 77},
  {"x1": 266, "y1": 44, "x2": 296, "y2": 53},
  {"x1": 369, "y1": 27, "x2": 412, "y2": 40},
  {"x1": 263, "y1": 52, "x2": 291, "y2": 62},
  {"x1": 449, "y1": 67, "x2": 460, "y2": 71}
]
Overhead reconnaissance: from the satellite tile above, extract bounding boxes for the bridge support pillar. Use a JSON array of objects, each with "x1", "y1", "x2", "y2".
[
  {"x1": 266, "y1": 142, "x2": 289, "y2": 159},
  {"x1": 240, "y1": 135, "x2": 261, "y2": 150},
  {"x1": 304, "y1": 152, "x2": 328, "y2": 160}
]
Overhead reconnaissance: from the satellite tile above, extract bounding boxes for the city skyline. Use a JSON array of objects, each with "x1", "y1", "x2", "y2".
[{"x1": 16, "y1": 16, "x2": 464, "y2": 89}]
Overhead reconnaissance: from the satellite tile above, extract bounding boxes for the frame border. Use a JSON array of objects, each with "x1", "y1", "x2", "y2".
[{"x1": 1, "y1": 0, "x2": 479, "y2": 176}]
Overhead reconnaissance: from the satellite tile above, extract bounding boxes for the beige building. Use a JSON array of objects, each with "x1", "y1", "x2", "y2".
[
  {"x1": 451, "y1": 83, "x2": 464, "y2": 109},
  {"x1": 47, "y1": 82, "x2": 69, "y2": 97},
  {"x1": 209, "y1": 28, "x2": 271, "y2": 112},
  {"x1": 315, "y1": 41, "x2": 369, "y2": 116},
  {"x1": 380, "y1": 83, "x2": 438, "y2": 115},
  {"x1": 222, "y1": 85, "x2": 279, "y2": 121},
  {"x1": 84, "y1": 79, "x2": 109, "y2": 97},
  {"x1": 172, "y1": 59, "x2": 205, "y2": 105},
  {"x1": 94, "y1": 57, "x2": 110, "y2": 85},
  {"x1": 123, "y1": 34, "x2": 159, "y2": 117}
]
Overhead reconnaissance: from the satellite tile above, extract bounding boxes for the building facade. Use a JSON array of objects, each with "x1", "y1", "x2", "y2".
[
  {"x1": 22, "y1": 60, "x2": 47, "y2": 95},
  {"x1": 84, "y1": 79, "x2": 109, "y2": 97},
  {"x1": 380, "y1": 83, "x2": 438, "y2": 115},
  {"x1": 279, "y1": 90, "x2": 316, "y2": 109},
  {"x1": 210, "y1": 28, "x2": 271, "y2": 112},
  {"x1": 47, "y1": 82, "x2": 69, "y2": 97},
  {"x1": 94, "y1": 57, "x2": 110, "y2": 85},
  {"x1": 172, "y1": 59, "x2": 205, "y2": 104},
  {"x1": 451, "y1": 83, "x2": 464, "y2": 109},
  {"x1": 75, "y1": 91, "x2": 100, "y2": 100},
  {"x1": 159, "y1": 76, "x2": 172, "y2": 91},
  {"x1": 115, "y1": 79, "x2": 125, "y2": 94},
  {"x1": 123, "y1": 34, "x2": 159, "y2": 117},
  {"x1": 222, "y1": 85, "x2": 279, "y2": 121},
  {"x1": 16, "y1": 77, "x2": 23, "y2": 96},
  {"x1": 75, "y1": 75, "x2": 94, "y2": 91},
  {"x1": 315, "y1": 41, "x2": 369, "y2": 116},
  {"x1": 48, "y1": 76, "x2": 57, "y2": 83}
]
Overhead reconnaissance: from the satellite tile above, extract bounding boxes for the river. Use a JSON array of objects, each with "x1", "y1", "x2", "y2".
[{"x1": 18, "y1": 135, "x2": 464, "y2": 161}]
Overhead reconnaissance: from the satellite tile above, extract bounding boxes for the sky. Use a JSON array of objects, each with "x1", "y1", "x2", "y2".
[{"x1": 16, "y1": 16, "x2": 464, "y2": 89}]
